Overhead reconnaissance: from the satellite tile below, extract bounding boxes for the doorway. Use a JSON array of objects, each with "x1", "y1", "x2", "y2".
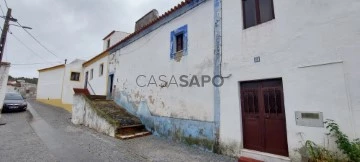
[
  {"x1": 108, "y1": 74, "x2": 114, "y2": 98},
  {"x1": 84, "y1": 71, "x2": 89, "y2": 89},
  {"x1": 240, "y1": 78, "x2": 288, "y2": 156}
]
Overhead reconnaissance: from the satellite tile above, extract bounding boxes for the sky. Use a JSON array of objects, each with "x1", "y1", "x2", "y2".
[{"x1": 1, "y1": 0, "x2": 183, "y2": 78}]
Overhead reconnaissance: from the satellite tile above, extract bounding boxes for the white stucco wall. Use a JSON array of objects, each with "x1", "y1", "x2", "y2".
[
  {"x1": 37, "y1": 66, "x2": 64, "y2": 100},
  {"x1": 62, "y1": 60, "x2": 85, "y2": 104},
  {"x1": 111, "y1": 1, "x2": 214, "y2": 121},
  {"x1": 83, "y1": 55, "x2": 109, "y2": 96},
  {"x1": 0, "y1": 63, "x2": 10, "y2": 118},
  {"x1": 103, "y1": 31, "x2": 130, "y2": 51},
  {"x1": 220, "y1": 0, "x2": 360, "y2": 160}
]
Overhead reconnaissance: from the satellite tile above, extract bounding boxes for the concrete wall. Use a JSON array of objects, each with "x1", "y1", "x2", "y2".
[
  {"x1": 62, "y1": 60, "x2": 85, "y2": 104},
  {"x1": 0, "y1": 63, "x2": 10, "y2": 118},
  {"x1": 103, "y1": 31, "x2": 130, "y2": 51},
  {"x1": 220, "y1": 0, "x2": 360, "y2": 160},
  {"x1": 37, "y1": 66, "x2": 64, "y2": 100},
  {"x1": 110, "y1": 0, "x2": 215, "y2": 149},
  {"x1": 83, "y1": 56, "x2": 109, "y2": 96},
  {"x1": 72, "y1": 95, "x2": 116, "y2": 137}
]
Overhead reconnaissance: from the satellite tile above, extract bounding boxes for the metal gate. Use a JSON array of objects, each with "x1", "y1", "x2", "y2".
[{"x1": 240, "y1": 79, "x2": 288, "y2": 156}]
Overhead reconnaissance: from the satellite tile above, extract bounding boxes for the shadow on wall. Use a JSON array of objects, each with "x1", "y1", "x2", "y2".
[{"x1": 113, "y1": 89, "x2": 215, "y2": 150}]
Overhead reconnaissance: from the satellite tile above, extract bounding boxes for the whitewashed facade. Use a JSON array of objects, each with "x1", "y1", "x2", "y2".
[
  {"x1": 37, "y1": 59, "x2": 85, "y2": 105},
  {"x1": 103, "y1": 31, "x2": 130, "y2": 51},
  {"x1": 104, "y1": 0, "x2": 360, "y2": 161},
  {"x1": 83, "y1": 53, "x2": 109, "y2": 96},
  {"x1": 219, "y1": 0, "x2": 360, "y2": 160},
  {"x1": 62, "y1": 59, "x2": 85, "y2": 104},
  {"x1": 37, "y1": 65, "x2": 65, "y2": 100}
]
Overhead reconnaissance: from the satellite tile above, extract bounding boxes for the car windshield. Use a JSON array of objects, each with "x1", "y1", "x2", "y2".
[{"x1": 4, "y1": 93, "x2": 23, "y2": 100}]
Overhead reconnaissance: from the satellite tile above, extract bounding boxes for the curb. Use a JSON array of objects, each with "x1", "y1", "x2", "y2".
[{"x1": 27, "y1": 102, "x2": 42, "y2": 121}]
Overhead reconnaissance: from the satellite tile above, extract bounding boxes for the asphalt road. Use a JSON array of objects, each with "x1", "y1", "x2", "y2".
[{"x1": 0, "y1": 100, "x2": 235, "y2": 162}]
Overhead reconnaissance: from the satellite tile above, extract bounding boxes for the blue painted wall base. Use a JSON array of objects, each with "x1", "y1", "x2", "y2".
[{"x1": 114, "y1": 90, "x2": 215, "y2": 151}]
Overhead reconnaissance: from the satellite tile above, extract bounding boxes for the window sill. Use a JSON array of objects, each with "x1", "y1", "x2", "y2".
[{"x1": 243, "y1": 19, "x2": 275, "y2": 30}]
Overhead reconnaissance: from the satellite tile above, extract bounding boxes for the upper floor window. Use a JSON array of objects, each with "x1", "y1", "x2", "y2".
[
  {"x1": 176, "y1": 33, "x2": 184, "y2": 52},
  {"x1": 70, "y1": 72, "x2": 80, "y2": 81},
  {"x1": 107, "y1": 39, "x2": 111, "y2": 49},
  {"x1": 99, "y1": 63, "x2": 104, "y2": 76},
  {"x1": 242, "y1": 0, "x2": 275, "y2": 29},
  {"x1": 90, "y1": 69, "x2": 94, "y2": 80},
  {"x1": 170, "y1": 25, "x2": 188, "y2": 61}
]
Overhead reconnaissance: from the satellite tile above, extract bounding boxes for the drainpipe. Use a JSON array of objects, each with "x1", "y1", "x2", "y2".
[
  {"x1": 60, "y1": 59, "x2": 67, "y2": 103},
  {"x1": 213, "y1": 0, "x2": 222, "y2": 153}
]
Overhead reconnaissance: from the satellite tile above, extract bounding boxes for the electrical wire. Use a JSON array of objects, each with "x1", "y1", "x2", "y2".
[
  {"x1": 3, "y1": 0, "x2": 8, "y2": 9},
  {"x1": 0, "y1": 26, "x2": 55, "y2": 63},
  {"x1": 15, "y1": 21, "x2": 63, "y2": 60},
  {"x1": 2, "y1": 1, "x2": 62, "y2": 61},
  {"x1": 0, "y1": 4, "x2": 5, "y2": 16}
]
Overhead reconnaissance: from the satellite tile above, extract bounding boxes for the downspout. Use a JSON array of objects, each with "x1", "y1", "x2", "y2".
[{"x1": 213, "y1": 0, "x2": 222, "y2": 153}]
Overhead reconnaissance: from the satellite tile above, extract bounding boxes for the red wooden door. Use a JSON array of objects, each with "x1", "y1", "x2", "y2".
[{"x1": 240, "y1": 79, "x2": 288, "y2": 156}]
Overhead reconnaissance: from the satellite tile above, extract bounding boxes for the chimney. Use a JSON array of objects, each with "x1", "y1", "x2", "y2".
[{"x1": 135, "y1": 9, "x2": 159, "y2": 31}]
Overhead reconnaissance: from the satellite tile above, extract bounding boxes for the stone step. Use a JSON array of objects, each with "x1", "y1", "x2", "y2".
[
  {"x1": 116, "y1": 124, "x2": 151, "y2": 140},
  {"x1": 82, "y1": 95, "x2": 150, "y2": 140},
  {"x1": 115, "y1": 131, "x2": 152, "y2": 140}
]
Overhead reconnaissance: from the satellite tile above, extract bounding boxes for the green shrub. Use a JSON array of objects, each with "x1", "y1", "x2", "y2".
[
  {"x1": 304, "y1": 140, "x2": 348, "y2": 162},
  {"x1": 325, "y1": 119, "x2": 360, "y2": 162}
]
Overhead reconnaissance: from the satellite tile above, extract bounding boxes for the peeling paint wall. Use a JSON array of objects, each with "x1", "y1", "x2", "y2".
[
  {"x1": 72, "y1": 95, "x2": 116, "y2": 137},
  {"x1": 221, "y1": 0, "x2": 360, "y2": 160},
  {"x1": 110, "y1": 0, "x2": 215, "y2": 150}
]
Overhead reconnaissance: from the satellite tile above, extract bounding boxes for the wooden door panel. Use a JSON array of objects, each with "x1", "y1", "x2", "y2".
[
  {"x1": 264, "y1": 119, "x2": 288, "y2": 156},
  {"x1": 241, "y1": 88, "x2": 263, "y2": 151},
  {"x1": 240, "y1": 79, "x2": 288, "y2": 157},
  {"x1": 243, "y1": 119, "x2": 263, "y2": 151}
]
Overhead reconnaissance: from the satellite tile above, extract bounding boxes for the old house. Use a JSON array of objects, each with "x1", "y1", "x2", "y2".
[
  {"x1": 81, "y1": 31, "x2": 129, "y2": 96},
  {"x1": 97, "y1": 0, "x2": 360, "y2": 161},
  {"x1": 36, "y1": 59, "x2": 85, "y2": 111}
]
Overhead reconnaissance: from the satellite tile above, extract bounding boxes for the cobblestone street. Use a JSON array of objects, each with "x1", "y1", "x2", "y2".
[{"x1": 0, "y1": 100, "x2": 235, "y2": 162}]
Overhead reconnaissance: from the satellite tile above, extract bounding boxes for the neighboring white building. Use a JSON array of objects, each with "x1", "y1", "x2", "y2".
[
  {"x1": 82, "y1": 51, "x2": 109, "y2": 96},
  {"x1": 80, "y1": 31, "x2": 129, "y2": 96},
  {"x1": 37, "y1": 59, "x2": 85, "y2": 111},
  {"x1": 102, "y1": 31, "x2": 130, "y2": 51},
  {"x1": 37, "y1": 64, "x2": 65, "y2": 101},
  {"x1": 103, "y1": 0, "x2": 360, "y2": 161}
]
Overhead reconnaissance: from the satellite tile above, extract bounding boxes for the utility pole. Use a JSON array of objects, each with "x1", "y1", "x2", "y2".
[{"x1": 0, "y1": 8, "x2": 17, "y2": 63}]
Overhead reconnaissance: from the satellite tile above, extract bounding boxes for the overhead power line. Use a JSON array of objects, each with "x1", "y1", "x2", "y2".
[
  {"x1": 0, "y1": 4, "x2": 4, "y2": 16},
  {"x1": 0, "y1": 25, "x2": 49, "y2": 62},
  {"x1": 15, "y1": 21, "x2": 62, "y2": 60},
  {"x1": 3, "y1": 0, "x2": 8, "y2": 9}
]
